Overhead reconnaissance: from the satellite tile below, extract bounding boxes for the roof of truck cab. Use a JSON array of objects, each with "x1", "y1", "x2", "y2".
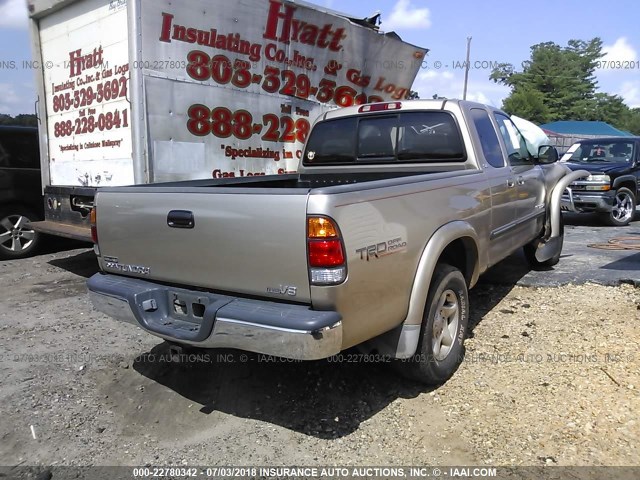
[{"x1": 321, "y1": 99, "x2": 502, "y2": 121}]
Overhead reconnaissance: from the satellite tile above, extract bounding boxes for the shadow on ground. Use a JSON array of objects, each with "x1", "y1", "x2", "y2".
[
  {"x1": 130, "y1": 259, "x2": 530, "y2": 439},
  {"x1": 48, "y1": 248, "x2": 98, "y2": 278},
  {"x1": 39, "y1": 235, "x2": 92, "y2": 256},
  {"x1": 132, "y1": 343, "x2": 428, "y2": 439}
]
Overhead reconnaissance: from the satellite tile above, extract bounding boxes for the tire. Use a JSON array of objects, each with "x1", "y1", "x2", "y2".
[
  {"x1": 0, "y1": 206, "x2": 42, "y2": 260},
  {"x1": 396, "y1": 264, "x2": 469, "y2": 385},
  {"x1": 523, "y1": 215, "x2": 564, "y2": 269},
  {"x1": 601, "y1": 187, "x2": 636, "y2": 227}
]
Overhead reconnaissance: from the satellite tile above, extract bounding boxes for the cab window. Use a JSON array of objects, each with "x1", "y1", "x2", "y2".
[
  {"x1": 303, "y1": 111, "x2": 465, "y2": 165},
  {"x1": 493, "y1": 114, "x2": 531, "y2": 166},
  {"x1": 470, "y1": 108, "x2": 504, "y2": 168}
]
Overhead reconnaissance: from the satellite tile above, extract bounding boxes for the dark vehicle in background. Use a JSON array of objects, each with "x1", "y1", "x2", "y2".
[
  {"x1": 561, "y1": 138, "x2": 640, "y2": 226},
  {"x1": 0, "y1": 126, "x2": 43, "y2": 259}
]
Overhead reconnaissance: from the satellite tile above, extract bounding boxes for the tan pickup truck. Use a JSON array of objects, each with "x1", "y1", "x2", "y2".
[{"x1": 87, "y1": 99, "x2": 587, "y2": 384}]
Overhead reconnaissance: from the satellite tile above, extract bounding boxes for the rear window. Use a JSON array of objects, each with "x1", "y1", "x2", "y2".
[{"x1": 304, "y1": 111, "x2": 466, "y2": 165}]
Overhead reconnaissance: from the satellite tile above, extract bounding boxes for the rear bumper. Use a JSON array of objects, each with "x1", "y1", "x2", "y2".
[
  {"x1": 37, "y1": 185, "x2": 95, "y2": 240},
  {"x1": 87, "y1": 273, "x2": 342, "y2": 360},
  {"x1": 561, "y1": 188, "x2": 615, "y2": 213}
]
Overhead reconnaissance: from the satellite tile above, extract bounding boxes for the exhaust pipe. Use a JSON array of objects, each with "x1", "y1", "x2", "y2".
[
  {"x1": 535, "y1": 168, "x2": 589, "y2": 262},
  {"x1": 549, "y1": 169, "x2": 590, "y2": 238}
]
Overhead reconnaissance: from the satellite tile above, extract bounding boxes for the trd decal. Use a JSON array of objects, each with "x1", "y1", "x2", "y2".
[{"x1": 356, "y1": 237, "x2": 407, "y2": 261}]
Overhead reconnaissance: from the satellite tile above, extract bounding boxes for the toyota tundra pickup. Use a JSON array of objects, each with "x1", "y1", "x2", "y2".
[{"x1": 87, "y1": 99, "x2": 587, "y2": 384}]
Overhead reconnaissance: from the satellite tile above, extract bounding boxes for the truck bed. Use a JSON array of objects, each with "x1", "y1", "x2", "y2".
[
  {"x1": 103, "y1": 169, "x2": 472, "y2": 192},
  {"x1": 93, "y1": 168, "x2": 476, "y2": 304}
]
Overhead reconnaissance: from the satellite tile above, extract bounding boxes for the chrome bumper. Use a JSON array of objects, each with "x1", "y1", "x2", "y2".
[
  {"x1": 87, "y1": 273, "x2": 342, "y2": 361},
  {"x1": 561, "y1": 187, "x2": 614, "y2": 213}
]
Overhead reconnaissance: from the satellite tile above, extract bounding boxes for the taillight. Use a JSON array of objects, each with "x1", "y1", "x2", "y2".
[
  {"x1": 307, "y1": 216, "x2": 346, "y2": 285},
  {"x1": 90, "y1": 208, "x2": 97, "y2": 244},
  {"x1": 309, "y1": 240, "x2": 344, "y2": 267}
]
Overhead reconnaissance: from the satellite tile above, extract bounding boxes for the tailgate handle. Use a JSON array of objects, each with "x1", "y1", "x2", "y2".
[{"x1": 167, "y1": 210, "x2": 195, "y2": 229}]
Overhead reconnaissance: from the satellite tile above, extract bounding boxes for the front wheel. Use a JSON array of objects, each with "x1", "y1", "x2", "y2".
[
  {"x1": 601, "y1": 187, "x2": 636, "y2": 226},
  {"x1": 0, "y1": 207, "x2": 41, "y2": 260},
  {"x1": 396, "y1": 263, "x2": 469, "y2": 385}
]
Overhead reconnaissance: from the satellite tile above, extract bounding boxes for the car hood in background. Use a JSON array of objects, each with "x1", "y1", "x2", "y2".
[{"x1": 561, "y1": 161, "x2": 632, "y2": 175}]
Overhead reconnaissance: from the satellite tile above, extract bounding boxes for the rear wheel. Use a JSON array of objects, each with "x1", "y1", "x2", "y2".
[
  {"x1": 0, "y1": 207, "x2": 41, "y2": 260},
  {"x1": 601, "y1": 187, "x2": 636, "y2": 226},
  {"x1": 397, "y1": 264, "x2": 468, "y2": 385}
]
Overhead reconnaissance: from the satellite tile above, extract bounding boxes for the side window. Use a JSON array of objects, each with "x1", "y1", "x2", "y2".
[
  {"x1": 470, "y1": 108, "x2": 504, "y2": 168},
  {"x1": 0, "y1": 131, "x2": 40, "y2": 169},
  {"x1": 494, "y1": 114, "x2": 531, "y2": 166},
  {"x1": 0, "y1": 140, "x2": 9, "y2": 168}
]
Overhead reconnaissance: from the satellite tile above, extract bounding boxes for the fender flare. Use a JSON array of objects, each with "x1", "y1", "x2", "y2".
[
  {"x1": 612, "y1": 175, "x2": 637, "y2": 191},
  {"x1": 364, "y1": 221, "x2": 480, "y2": 359}
]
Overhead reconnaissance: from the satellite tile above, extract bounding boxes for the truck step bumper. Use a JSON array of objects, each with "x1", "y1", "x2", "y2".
[
  {"x1": 31, "y1": 220, "x2": 93, "y2": 241},
  {"x1": 87, "y1": 273, "x2": 342, "y2": 360}
]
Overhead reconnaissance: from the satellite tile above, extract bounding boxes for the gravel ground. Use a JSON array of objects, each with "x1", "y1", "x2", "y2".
[{"x1": 0, "y1": 247, "x2": 638, "y2": 468}]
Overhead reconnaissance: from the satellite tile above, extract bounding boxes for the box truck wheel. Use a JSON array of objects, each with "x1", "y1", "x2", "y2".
[
  {"x1": 0, "y1": 206, "x2": 41, "y2": 260},
  {"x1": 398, "y1": 263, "x2": 468, "y2": 385}
]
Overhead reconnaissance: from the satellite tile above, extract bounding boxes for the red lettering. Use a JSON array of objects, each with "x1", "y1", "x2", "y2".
[
  {"x1": 262, "y1": 0, "x2": 344, "y2": 51},
  {"x1": 263, "y1": 0, "x2": 296, "y2": 43},
  {"x1": 159, "y1": 12, "x2": 173, "y2": 42},
  {"x1": 212, "y1": 169, "x2": 235, "y2": 178},
  {"x1": 69, "y1": 46, "x2": 104, "y2": 78},
  {"x1": 346, "y1": 69, "x2": 370, "y2": 87},
  {"x1": 289, "y1": 19, "x2": 306, "y2": 42}
]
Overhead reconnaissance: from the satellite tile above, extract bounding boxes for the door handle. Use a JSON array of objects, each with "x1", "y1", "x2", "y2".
[
  {"x1": 507, "y1": 179, "x2": 515, "y2": 188},
  {"x1": 167, "y1": 210, "x2": 195, "y2": 229},
  {"x1": 517, "y1": 176, "x2": 525, "y2": 185}
]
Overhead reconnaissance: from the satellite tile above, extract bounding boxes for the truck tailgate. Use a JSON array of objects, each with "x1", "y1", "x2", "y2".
[{"x1": 95, "y1": 190, "x2": 312, "y2": 302}]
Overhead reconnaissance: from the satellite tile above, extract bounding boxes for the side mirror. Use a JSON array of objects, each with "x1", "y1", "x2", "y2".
[{"x1": 537, "y1": 145, "x2": 558, "y2": 164}]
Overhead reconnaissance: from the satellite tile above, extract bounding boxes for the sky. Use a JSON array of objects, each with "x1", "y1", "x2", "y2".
[{"x1": 0, "y1": 0, "x2": 639, "y2": 116}]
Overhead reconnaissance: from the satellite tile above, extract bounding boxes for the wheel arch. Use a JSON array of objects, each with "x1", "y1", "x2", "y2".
[
  {"x1": 0, "y1": 201, "x2": 43, "y2": 220},
  {"x1": 612, "y1": 175, "x2": 637, "y2": 194},
  {"x1": 362, "y1": 221, "x2": 480, "y2": 359}
]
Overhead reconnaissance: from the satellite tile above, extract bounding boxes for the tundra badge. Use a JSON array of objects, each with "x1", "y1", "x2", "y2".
[{"x1": 103, "y1": 256, "x2": 151, "y2": 275}]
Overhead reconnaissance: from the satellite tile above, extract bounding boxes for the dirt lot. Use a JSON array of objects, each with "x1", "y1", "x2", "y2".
[{"x1": 0, "y1": 246, "x2": 638, "y2": 468}]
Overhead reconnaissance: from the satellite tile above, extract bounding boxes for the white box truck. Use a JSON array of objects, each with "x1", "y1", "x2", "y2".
[{"x1": 27, "y1": 0, "x2": 427, "y2": 240}]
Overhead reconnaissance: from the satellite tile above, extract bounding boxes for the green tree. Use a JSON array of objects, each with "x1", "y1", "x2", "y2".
[
  {"x1": 586, "y1": 93, "x2": 629, "y2": 124},
  {"x1": 622, "y1": 108, "x2": 640, "y2": 135},
  {"x1": 492, "y1": 38, "x2": 639, "y2": 133},
  {"x1": 0, "y1": 114, "x2": 38, "y2": 126},
  {"x1": 501, "y1": 88, "x2": 551, "y2": 124},
  {"x1": 491, "y1": 39, "x2": 604, "y2": 122}
]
